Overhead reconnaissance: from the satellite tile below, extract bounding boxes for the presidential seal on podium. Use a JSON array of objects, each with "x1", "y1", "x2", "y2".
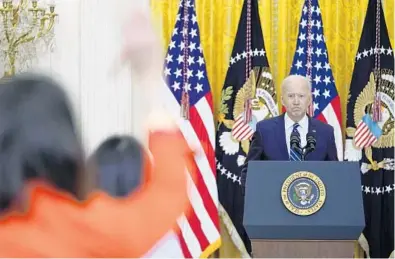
[{"x1": 281, "y1": 171, "x2": 326, "y2": 216}]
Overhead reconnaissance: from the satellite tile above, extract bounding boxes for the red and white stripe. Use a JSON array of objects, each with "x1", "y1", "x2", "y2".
[
  {"x1": 354, "y1": 120, "x2": 378, "y2": 148},
  {"x1": 157, "y1": 84, "x2": 220, "y2": 258},
  {"x1": 315, "y1": 95, "x2": 343, "y2": 161},
  {"x1": 232, "y1": 114, "x2": 254, "y2": 141}
]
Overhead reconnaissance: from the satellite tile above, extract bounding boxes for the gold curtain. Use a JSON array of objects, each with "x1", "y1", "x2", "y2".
[{"x1": 150, "y1": 0, "x2": 394, "y2": 129}]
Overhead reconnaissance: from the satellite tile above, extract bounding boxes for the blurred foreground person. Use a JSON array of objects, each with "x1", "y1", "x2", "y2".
[
  {"x1": 0, "y1": 74, "x2": 191, "y2": 258},
  {"x1": 91, "y1": 135, "x2": 145, "y2": 198},
  {"x1": 0, "y1": 9, "x2": 192, "y2": 258},
  {"x1": 91, "y1": 135, "x2": 184, "y2": 258}
]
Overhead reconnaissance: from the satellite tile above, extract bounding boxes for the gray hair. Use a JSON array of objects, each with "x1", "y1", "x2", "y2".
[{"x1": 281, "y1": 75, "x2": 312, "y2": 94}]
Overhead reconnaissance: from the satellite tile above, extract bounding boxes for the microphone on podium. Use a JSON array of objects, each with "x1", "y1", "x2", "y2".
[{"x1": 302, "y1": 132, "x2": 317, "y2": 160}]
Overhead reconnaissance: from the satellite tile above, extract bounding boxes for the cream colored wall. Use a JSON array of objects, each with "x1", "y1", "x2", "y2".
[{"x1": 32, "y1": 0, "x2": 151, "y2": 155}]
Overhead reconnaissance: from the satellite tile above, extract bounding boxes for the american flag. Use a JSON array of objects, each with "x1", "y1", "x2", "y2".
[
  {"x1": 289, "y1": 0, "x2": 343, "y2": 160},
  {"x1": 161, "y1": 0, "x2": 220, "y2": 257}
]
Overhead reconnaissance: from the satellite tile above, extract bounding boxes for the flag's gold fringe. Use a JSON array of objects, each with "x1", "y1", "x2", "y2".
[
  {"x1": 218, "y1": 203, "x2": 251, "y2": 258},
  {"x1": 200, "y1": 238, "x2": 221, "y2": 258},
  {"x1": 358, "y1": 233, "x2": 370, "y2": 258},
  {"x1": 354, "y1": 240, "x2": 364, "y2": 258}
]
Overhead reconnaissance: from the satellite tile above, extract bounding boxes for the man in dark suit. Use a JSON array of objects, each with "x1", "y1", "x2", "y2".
[{"x1": 241, "y1": 75, "x2": 338, "y2": 189}]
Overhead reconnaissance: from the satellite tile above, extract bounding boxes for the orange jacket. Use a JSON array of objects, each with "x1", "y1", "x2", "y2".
[{"x1": 0, "y1": 131, "x2": 192, "y2": 257}]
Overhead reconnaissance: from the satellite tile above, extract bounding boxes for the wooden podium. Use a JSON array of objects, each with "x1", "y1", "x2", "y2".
[
  {"x1": 251, "y1": 239, "x2": 355, "y2": 258},
  {"x1": 243, "y1": 161, "x2": 365, "y2": 258}
]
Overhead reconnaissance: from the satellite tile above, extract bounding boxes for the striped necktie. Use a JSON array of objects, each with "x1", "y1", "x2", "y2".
[{"x1": 289, "y1": 123, "x2": 302, "y2": 161}]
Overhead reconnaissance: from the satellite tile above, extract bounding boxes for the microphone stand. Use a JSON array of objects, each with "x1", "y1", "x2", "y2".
[
  {"x1": 302, "y1": 145, "x2": 315, "y2": 161},
  {"x1": 301, "y1": 147, "x2": 310, "y2": 161},
  {"x1": 302, "y1": 133, "x2": 316, "y2": 160}
]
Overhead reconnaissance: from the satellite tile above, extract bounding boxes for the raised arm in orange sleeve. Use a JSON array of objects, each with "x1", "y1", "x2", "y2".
[
  {"x1": 79, "y1": 130, "x2": 193, "y2": 257},
  {"x1": 121, "y1": 130, "x2": 193, "y2": 256}
]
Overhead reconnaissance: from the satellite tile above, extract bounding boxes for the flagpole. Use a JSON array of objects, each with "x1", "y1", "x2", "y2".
[
  {"x1": 181, "y1": 0, "x2": 190, "y2": 120},
  {"x1": 373, "y1": 0, "x2": 382, "y2": 122},
  {"x1": 243, "y1": 0, "x2": 252, "y2": 125},
  {"x1": 306, "y1": 0, "x2": 314, "y2": 117}
]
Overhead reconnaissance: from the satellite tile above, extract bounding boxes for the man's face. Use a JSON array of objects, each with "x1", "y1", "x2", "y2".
[{"x1": 281, "y1": 79, "x2": 311, "y2": 120}]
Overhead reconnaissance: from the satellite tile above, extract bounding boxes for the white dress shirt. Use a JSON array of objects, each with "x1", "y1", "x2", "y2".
[{"x1": 284, "y1": 113, "x2": 309, "y2": 154}]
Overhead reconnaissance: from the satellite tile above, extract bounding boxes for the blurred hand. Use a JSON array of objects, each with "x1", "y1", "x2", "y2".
[
  {"x1": 120, "y1": 10, "x2": 162, "y2": 77},
  {"x1": 145, "y1": 110, "x2": 177, "y2": 132},
  {"x1": 115, "y1": 9, "x2": 178, "y2": 134}
]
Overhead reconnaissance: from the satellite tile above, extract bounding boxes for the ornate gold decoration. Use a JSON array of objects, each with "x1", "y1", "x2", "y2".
[
  {"x1": 0, "y1": 0, "x2": 58, "y2": 77},
  {"x1": 281, "y1": 171, "x2": 326, "y2": 216},
  {"x1": 217, "y1": 66, "x2": 277, "y2": 155},
  {"x1": 233, "y1": 69, "x2": 257, "y2": 120},
  {"x1": 240, "y1": 139, "x2": 250, "y2": 155},
  {"x1": 362, "y1": 157, "x2": 389, "y2": 171},
  {"x1": 217, "y1": 85, "x2": 234, "y2": 127},
  {"x1": 346, "y1": 70, "x2": 394, "y2": 170},
  {"x1": 351, "y1": 72, "x2": 394, "y2": 149}
]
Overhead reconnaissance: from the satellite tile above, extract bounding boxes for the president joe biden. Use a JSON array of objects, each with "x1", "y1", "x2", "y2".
[{"x1": 241, "y1": 75, "x2": 338, "y2": 188}]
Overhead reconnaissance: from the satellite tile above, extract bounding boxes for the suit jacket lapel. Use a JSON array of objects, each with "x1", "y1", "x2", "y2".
[
  {"x1": 276, "y1": 114, "x2": 289, "y2": 160},
  {"x1": 308, "y1": 115, "x2": 313, "y2": 133}
]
